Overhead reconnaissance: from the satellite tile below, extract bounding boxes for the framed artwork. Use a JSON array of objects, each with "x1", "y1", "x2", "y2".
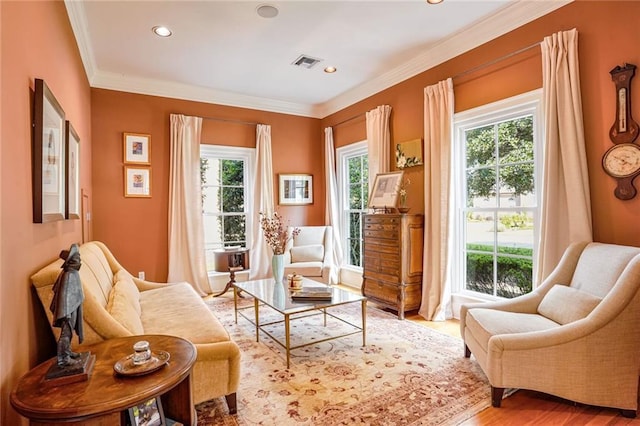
[
  {"x1": 124, "y1": 166, "x2": 152, "y2": 198},
  {"x1": 395, "y1": 138, "x2": 423, "y2": 169},
  {"x1": 65, "y1": 121, "x2": 81, "y2": 219},
  {"x1": 368, "y1": 171, "x2": 404, "y2": 209},
  {"x1": 127, "y1": 397, "x2": 165, "y2": 426},
  {"x1": 279, "y1": 174, "x2": 313, "y2": 205},
  {"x1": 33, "y1": 78, "x2": 66, "y2": 223},
  {"x1": 123, "y1": 132, "x2": 151, "y2": 164}
]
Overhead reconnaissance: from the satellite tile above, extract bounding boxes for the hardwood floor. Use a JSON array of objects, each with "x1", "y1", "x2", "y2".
[{"x1": 403, "y1": 310, "x2": 640, "y2": 425}]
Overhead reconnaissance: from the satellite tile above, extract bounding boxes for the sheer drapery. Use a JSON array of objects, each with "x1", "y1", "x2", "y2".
[
  {"x1": 537, "y1": 28, "x2": 592, "y2": 282},
  {"x1": 324, "y1": 127, "x2": 343, "y2": 285},
  {"x1": 168, "y1": 114, "x2": 209, "y2": 295},
  {"x1": 419, "y1": 78, "x2": 454, "y2": 321},
  {"x1": 249, "y1": 124, "x2": 275, "y2": 280},
  {"x1": 365, "y1": 105, "x2": 392, "y2": 190}
]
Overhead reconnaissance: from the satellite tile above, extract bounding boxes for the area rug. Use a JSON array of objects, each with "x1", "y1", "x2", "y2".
[{"x1": 196, "y1": 296, "x2": 490, "y2": 425}]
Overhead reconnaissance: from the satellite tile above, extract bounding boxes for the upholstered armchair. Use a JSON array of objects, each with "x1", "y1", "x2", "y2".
[
  {"x1": 283, "y1": 226, "x2": 334, "y2": 284},
  {"x1": 460, "y1": 242, "x2": 640, "y2": 417}
]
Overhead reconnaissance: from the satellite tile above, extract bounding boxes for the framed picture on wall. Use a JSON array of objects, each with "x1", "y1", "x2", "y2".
[
  {"x1": 279, "y1": 174, "x2": 313, "y2": 205},
  {"x1": 368, "y1": 171, "x2": 404, "y2": 209},
  {"x1": 124, "y1": 166, "x2": 152, "y2": 198},
  {"x1": 33, "y1": 78, "x2": 66, "y2": 223},
  {"x1": 65, "y1": 121, "x2": 81, "y2": 219},
  {"x1": 123, "y1": 132, "x2": 151, "y2": 164}
]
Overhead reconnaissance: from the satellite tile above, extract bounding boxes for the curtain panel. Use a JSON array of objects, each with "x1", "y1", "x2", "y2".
[
  {"x1": 365, "y1": 105, "x2": 392, "y2": 191},
  {"x1": 537, "y1": 28, "x2": 593, "y2": 282},
  {"x1": 419, "y1": 78, "x2": 454, "y2": 321},
  {"x1": 324, "y1": 127, "x2": 343, "y2": 285},
  {"x1": 167, "y1": 114, "x2": 210, "y2": 295},
  {"x1": 249, "y1": 124, "x2": 275, "y2": 279}
]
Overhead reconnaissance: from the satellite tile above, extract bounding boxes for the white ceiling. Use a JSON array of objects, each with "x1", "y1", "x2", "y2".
[{"x1": 65, "y1": 0, "x2": 570, "y2": 118}]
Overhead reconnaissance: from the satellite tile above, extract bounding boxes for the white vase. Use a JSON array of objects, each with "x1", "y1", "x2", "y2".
[{"x1": 271, "y1": 254, "x2": 285, "y2": 283}]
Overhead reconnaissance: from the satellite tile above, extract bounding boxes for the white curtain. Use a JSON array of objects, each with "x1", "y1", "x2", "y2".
[
  {"x1": 365, "y1": 105, "x2": 392, "y2": 189},
  {"x1": 537, "y1": 28, "x2": 593, "y2": 282},
  {"x1": 419, "y1": 78, "x2": 454, "y2": 321},
  {"x1": 324, "y1": 127, "x2": 343, "y2": 285},
  {"x1": 249, "y1": 124, "x2": 275, "y2": 280},
  {"x1": 168, "y1": 114, "x2": 209, "y2": 295}
]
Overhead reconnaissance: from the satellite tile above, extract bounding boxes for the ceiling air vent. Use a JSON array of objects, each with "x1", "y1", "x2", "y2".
[{"x1": 292, "y1": 54, "x2": 323, "y2": 69}]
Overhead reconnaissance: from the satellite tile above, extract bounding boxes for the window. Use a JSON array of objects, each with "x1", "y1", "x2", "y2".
[
  {"x1": 200, "y1": 145, "x2": 254, "y2": 272},
  {"x1": 453, "y1": 90, "x2": 542, "y2": 298},
  {"x1": 337, "y1": 141, "x2": 368, "y2": 268}
]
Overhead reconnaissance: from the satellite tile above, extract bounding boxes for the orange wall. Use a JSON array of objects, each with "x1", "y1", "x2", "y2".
[
  {"x1": 1, "y1": 1, "x2": 91, "y2": 424},
  {"x1": 322, "y1": 0, "x2": 640, "y2": 247},
  {"x1": 91, "y1": 89, "x2": 323, "y2": 281}
]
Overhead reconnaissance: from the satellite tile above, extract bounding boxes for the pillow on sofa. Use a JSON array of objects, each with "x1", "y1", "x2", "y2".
[
  {"x1": 538, "y1": 284, "x2": 601, "y2": 325},
  {"x1": 290, "y1": 244, "x2": 324, "y2": 263},
  {"x1": 107, "y1": 277, "x2": 143, "y2": 334},
  {"x1": 112, "y1": 270, "x2": 141, "y2": 316}
]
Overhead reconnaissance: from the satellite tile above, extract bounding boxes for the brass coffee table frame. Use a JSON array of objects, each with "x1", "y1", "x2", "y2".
[{"x1": 233, "y1": 278, "x2": 367, "y2": 368}]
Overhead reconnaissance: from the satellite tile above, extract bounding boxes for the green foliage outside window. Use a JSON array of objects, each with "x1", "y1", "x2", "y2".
[
  {"x1": 346, "y1": 154, "x2": 368, "y2": 267},
  {"x1": 466, "y1": 244, "x2": 533, "y2": 298}
]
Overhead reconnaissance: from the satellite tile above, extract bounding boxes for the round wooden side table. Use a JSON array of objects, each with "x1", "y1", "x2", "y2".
[{"x1": 10, "y1": 335, "x2": 197, "y2": 426}]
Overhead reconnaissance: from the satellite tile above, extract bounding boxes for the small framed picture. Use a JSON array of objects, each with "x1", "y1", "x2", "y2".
[
  {"x1": 65, "y1": 121, "x2": 81, "y2": 219},
  {"x1": 123, "y1": 132, "x2": 151, "y2": 164},
  {"x1": 395, "y1": 138, "x2": 423, "y2": 169},
  {"x1": 279, "y1": 174, "x2": 313, "y2": 205},
  {"x1": 368, "y1": 171, "x2": 404, "y2": 209},
  {"x1": 124, "y1": 166, "x2": 152, "y2": 198},
  {"x1": 127, "y1": 397, "x2": 165, "y2": 426}
]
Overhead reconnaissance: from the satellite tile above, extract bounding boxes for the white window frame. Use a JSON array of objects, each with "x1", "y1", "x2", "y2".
[
  {"x1": 336, "y1": 140, "x2": 368, "y2": 273},
  {"x1": 200, "y1": 144, "x2": 255, "y2": 276},
  {"x1": 451, "y1": 89, "x2": 543, "y2": 302}
]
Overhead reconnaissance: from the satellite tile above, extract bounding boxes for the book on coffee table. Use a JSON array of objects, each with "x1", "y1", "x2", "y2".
[{"x1": 291, "y1": 287, "x2": 332, "y2": 301}]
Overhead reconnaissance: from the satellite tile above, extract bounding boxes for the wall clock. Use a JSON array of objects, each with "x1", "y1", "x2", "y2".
[{"x1": 604, "y1": 63, "x2": 640, "y2": 200}]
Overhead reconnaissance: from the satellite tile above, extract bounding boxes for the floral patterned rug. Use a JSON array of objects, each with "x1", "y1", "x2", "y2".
[{"x1": 197, "y1": 296, "x2": 490, "y2": 425}]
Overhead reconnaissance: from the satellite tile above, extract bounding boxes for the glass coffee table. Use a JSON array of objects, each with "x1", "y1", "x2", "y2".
[{"x1": 233, "y1": 278, "x2": 367, "y2": 368}]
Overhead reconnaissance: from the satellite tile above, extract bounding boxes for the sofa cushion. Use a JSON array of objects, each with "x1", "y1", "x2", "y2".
[
  {"x1": 107, "y1": 279, "x2": 144, "y2": 334},
  {"x1": 112, "y1": 270, "x2": 141, "y2": 316},
  {"x1": 290, "y1": 244, "x2": 324, "y2": 263},
  {"x1": 465, "y1": 308, "x2": 560, "y2": 350},
  {"x1": 140, "y1": 283, "x2": 230, "y2": 344},
  {"x1": 538, "y1": 284, "x2": 601, "y2": 325}
]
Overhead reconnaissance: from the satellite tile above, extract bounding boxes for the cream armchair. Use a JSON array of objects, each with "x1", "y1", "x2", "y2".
[
  {"x1": 283, "y1": 226, "x2": 334, "y2": 284},
  {"x1": 460, "y1": 242, "x2": 640, "y2": 417}
]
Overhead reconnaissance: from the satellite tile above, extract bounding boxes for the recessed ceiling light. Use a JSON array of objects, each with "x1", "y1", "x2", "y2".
[
  {"x1": 152, "y1": 26, "x2": 172, "y2": 37},
  {"x1": 426, "y1": 0, "x2": 444, "y2": 4},
  {"x1": 256, "y1": 4, "x2": 279, "y2": 18},
  {"x1": 324, "y1": 66, "x2": 337, "y2": 74}
]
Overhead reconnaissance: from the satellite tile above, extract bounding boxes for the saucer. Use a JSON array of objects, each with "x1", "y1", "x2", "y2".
[{"x1": 114, "y1": 350, "x2": 170, "y2": 376}]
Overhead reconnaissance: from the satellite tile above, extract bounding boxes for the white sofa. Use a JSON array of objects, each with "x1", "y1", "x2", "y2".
[{"x1": 31, "y1": 241, "x2": 241, "y2": 413}]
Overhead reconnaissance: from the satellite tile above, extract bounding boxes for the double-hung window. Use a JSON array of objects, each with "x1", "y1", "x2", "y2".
[
  {"x1": 337, "y1": 141, "x2": 368, "y2": 268},
  {"x1": 200, "y1": 145, "x2": 254, "y2": 273},
  {"x1": 452, "y1": 90, "x2": 542, "y2": 299}
]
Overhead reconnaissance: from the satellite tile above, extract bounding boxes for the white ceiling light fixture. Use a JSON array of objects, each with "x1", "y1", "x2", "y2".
[
  {"x1": 152, "y1": 26, "x2": 172, "y2": 37},
  {"x1": 256, "y1": 4, "x2": 279, "y2": 18},
  {"x1": 426, "y1": 0, "x2": 444, "y2": 4},
  {"x1": 324, "y1": 66, "x2": 337, "y2": 74}
]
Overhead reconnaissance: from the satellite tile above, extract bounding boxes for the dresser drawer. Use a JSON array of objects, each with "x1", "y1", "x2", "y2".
[{"x1": 363, "y1": 279, "x2": 399, "y2": 304}]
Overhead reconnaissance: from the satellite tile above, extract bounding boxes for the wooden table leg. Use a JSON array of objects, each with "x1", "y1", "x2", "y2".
[{"x1": 254, "y1": 298, "x2": 260, "y2": 342}]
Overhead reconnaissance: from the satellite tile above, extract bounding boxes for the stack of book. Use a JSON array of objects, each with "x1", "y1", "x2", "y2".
[{"x1": 291, "y1": 286, "x2": 332, "y2": 301}]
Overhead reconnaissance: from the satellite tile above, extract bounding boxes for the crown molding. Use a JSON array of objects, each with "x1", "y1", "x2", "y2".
[
  {"x1": 92, "y1": 71, "x2": 317, "y2": 117},
  {"x1": 316, "y1": 0, "x2": 572, "y2": 117},
  {"x1": 66, "y1": 0, "x2": 572, "y2": 120},
  {"x1": 64, "y1": 0, "x2": 96, "y2": 81}
]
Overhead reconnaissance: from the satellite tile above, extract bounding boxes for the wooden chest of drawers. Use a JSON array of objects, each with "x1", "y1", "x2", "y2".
[{"x1": 362, "y1": 213, "x2": 424, "y2": 319}]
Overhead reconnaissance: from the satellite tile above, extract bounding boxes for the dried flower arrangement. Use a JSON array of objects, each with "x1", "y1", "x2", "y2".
[{"x1": 259, "y1": 212, "x2": 300, "y2": 255}]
